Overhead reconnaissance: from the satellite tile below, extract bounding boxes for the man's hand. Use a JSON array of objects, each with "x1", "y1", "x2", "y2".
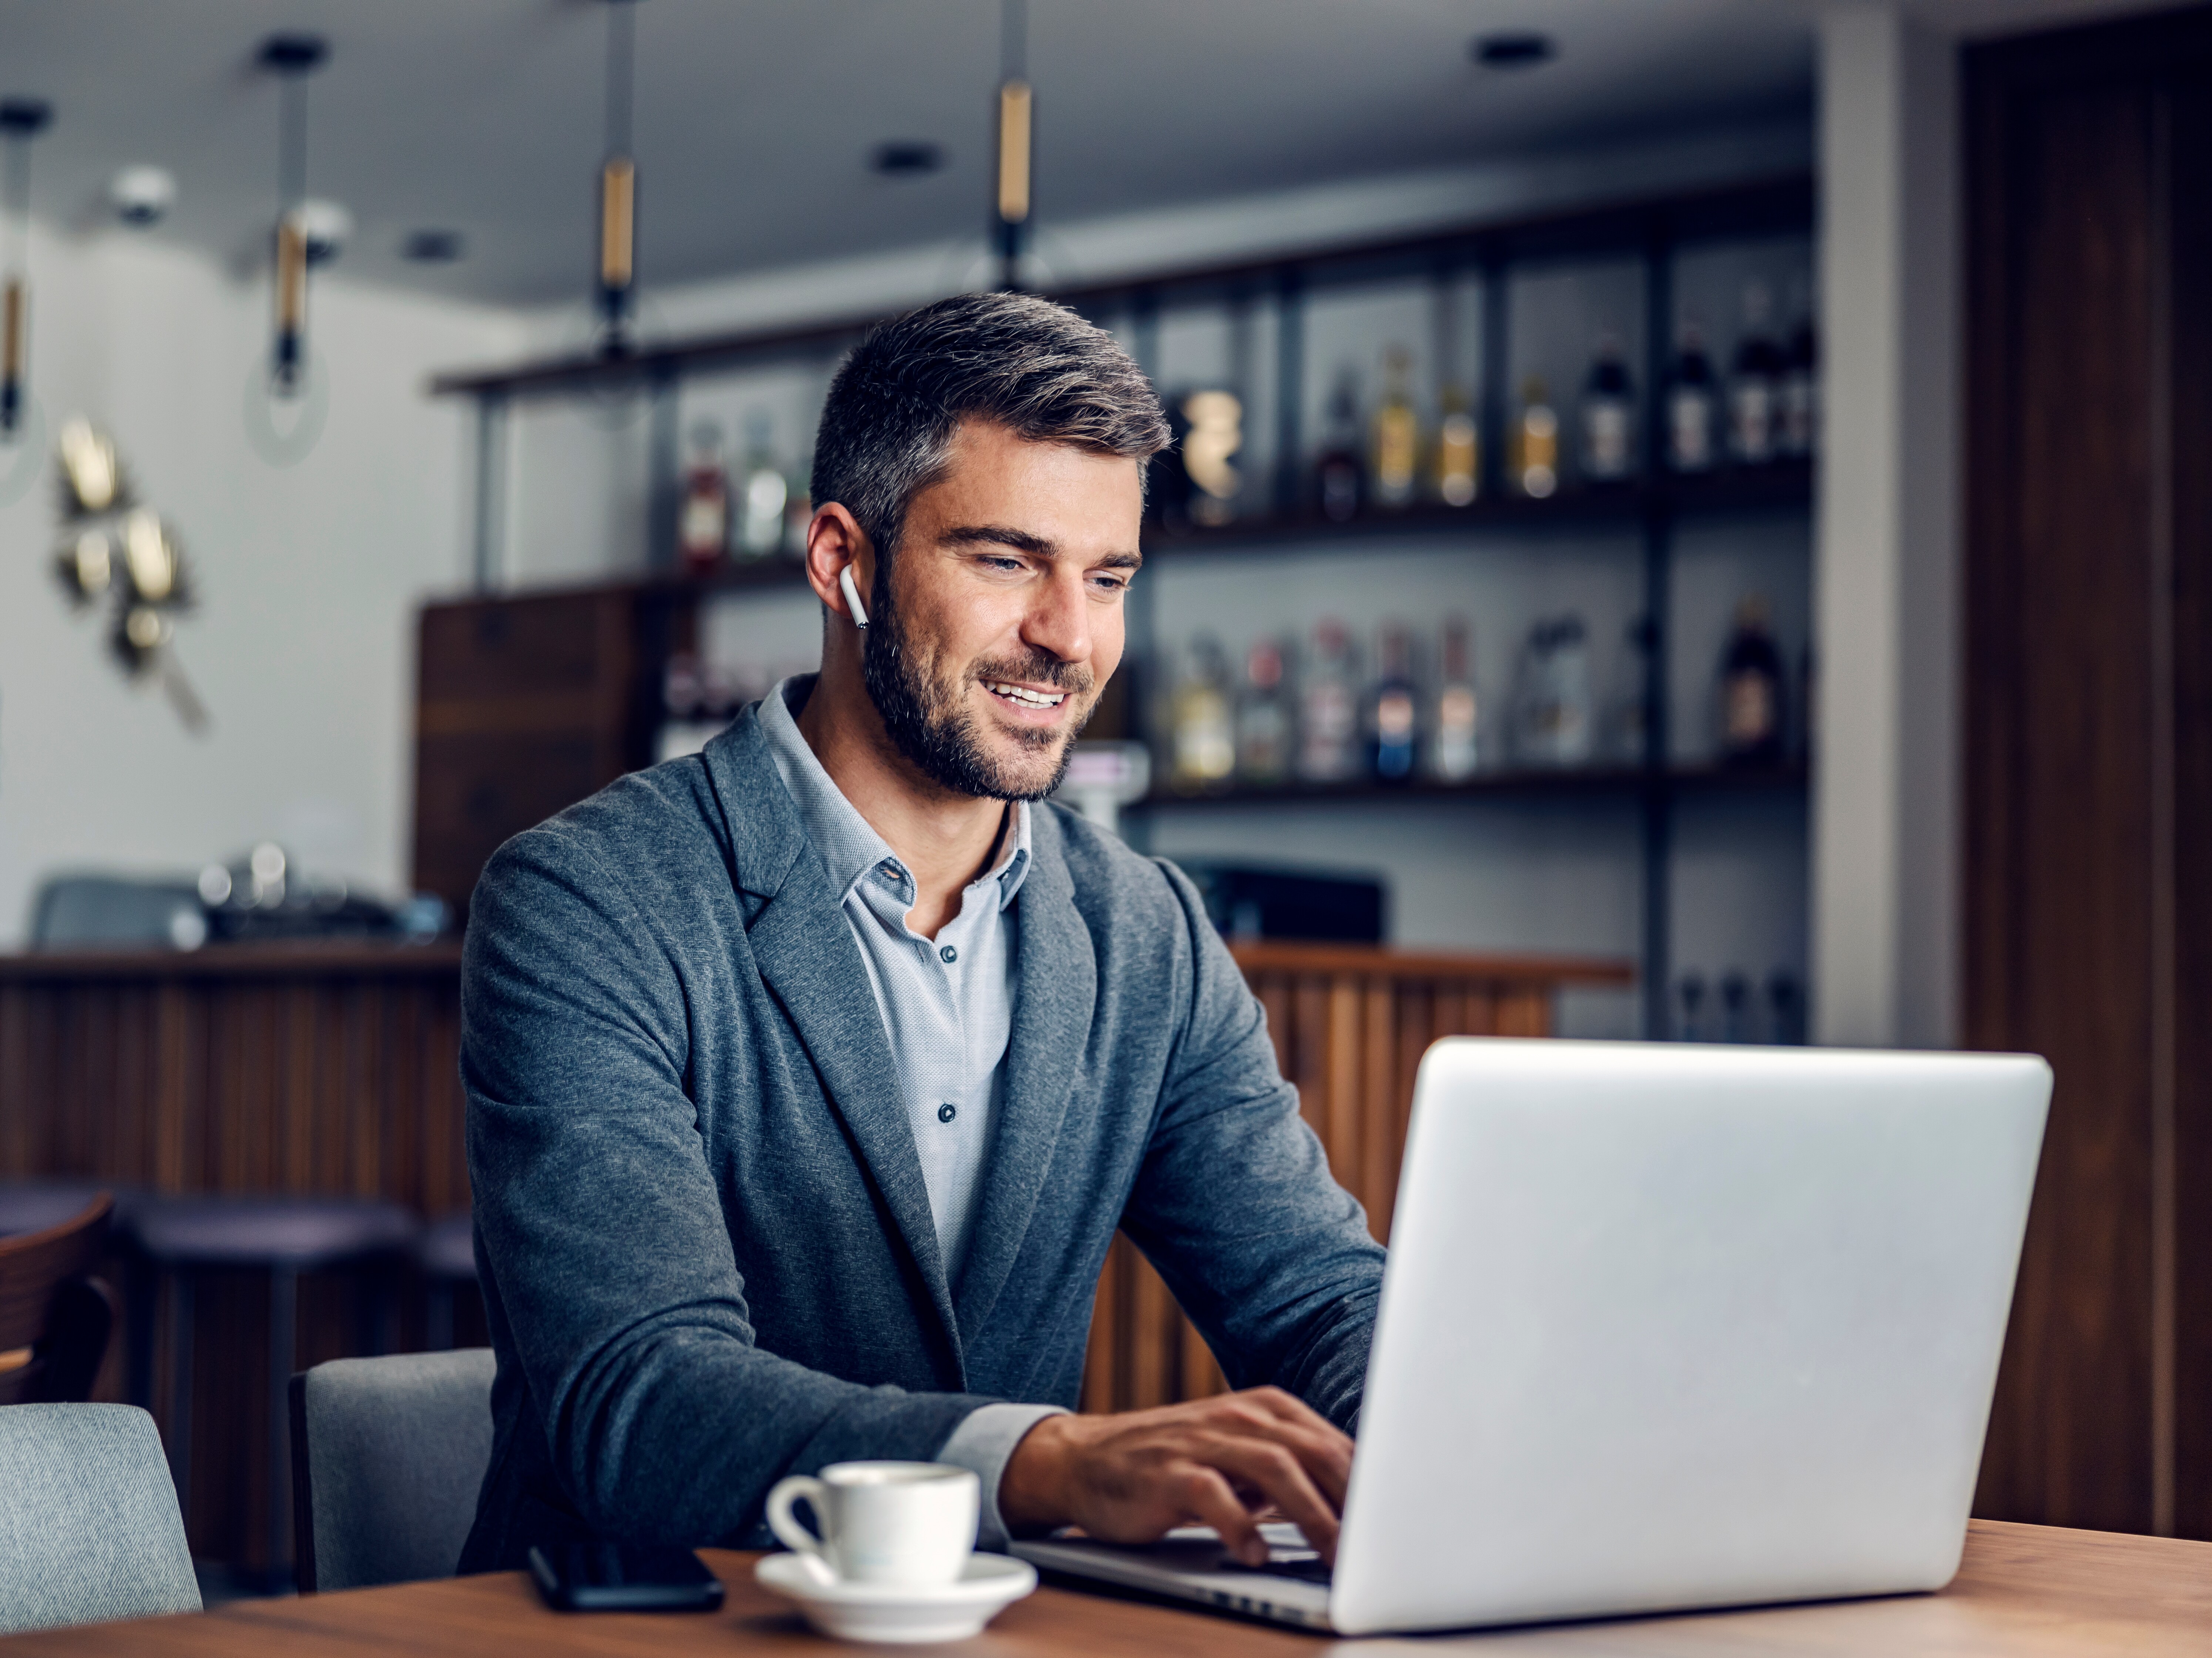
[{"x1": 996, "y1": 1387, "x2": 1354, "y2": 1567}]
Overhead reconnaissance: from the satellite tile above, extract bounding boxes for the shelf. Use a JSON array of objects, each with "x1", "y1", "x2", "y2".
[
  {"x1": 1146, "y1": 461, "x2": 1813, "y2": 556},
  {"x1": 581, "y1": 460, "x2": 1816, "y2": 607},
  {"x1": 1132, "y1": 763, "x2": 1808, "y2": 810}
]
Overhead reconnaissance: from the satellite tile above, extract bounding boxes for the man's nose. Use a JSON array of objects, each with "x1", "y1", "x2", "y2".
[{"x1": 1021, "y1": 567, "x2": 1094, "y2": 665}]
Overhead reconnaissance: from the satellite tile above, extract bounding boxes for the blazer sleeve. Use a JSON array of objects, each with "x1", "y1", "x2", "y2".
[
  {"x1": 1115, "y1": 861, "x2": 1388, "y2": 1431},
  {"x1": 462, "y1": 823, "x2": 995, "y2": 1545}
]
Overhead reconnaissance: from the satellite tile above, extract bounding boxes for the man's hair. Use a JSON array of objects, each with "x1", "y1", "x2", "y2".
[{"x1": 810, "y1": 292, "x2": 1170, "y2": 567}]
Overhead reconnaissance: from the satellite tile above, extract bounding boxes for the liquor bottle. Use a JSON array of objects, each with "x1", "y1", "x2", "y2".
[
  {"x1": 677, "y1": 423, "x2": 731, "y2": 575},
  {"x1": 1766, "y1": 969, "x2": 1804, "y2": 1044},
  {"x1": 1665, "y1": 323, "x2": 1719, "y2": 473},
  {"x1": 1779, "y1": 291, "x2": 1819, "y2": 459},
  {"x1": 736, "y1": 413, "x2": 789, "y2": 559},
  {"x1": 1314, "y1": 371, "x2": 1365, "y2": 522},
  {"x1": 1727, "y1": 282, "x2": 1784, "y2": 466},
  {"x1": 1370, "y1": 347, "x2": 1419, "y2": 510},
  {"x1": 1677, "y1": 971, "x2": 1708, "y2": 1042},
  {"x1": 1716, "y1": 593, "x2": 1786, "y2": 768},
  {"x1": 1235, "y1": 637, "x2": 1294, "y2": 787},
  {"x1": 1720, "y1": 970, "x2": 1751, "y2": 1043},
  {"x1": 1578, "y1": 334, "x2": 1636, "y2": 484},
  {"x1": 1169, "y1": 634, "x2": 1236, "y2": 793},
  {"x1": 1512, "y1": 615, "x2": 1593, "y2": 767},
  {"x1": 1430, "y1": 617, "x2": 1480, "y2": 782},
  {"x1": 1512, "y1": 378, "x2": 1558, "y2": 499},
  {"x1": 782, "y1": 469, "x2": 814, "y2": 561},
  {"x1": 1182, "y1": 388, "x2": 1244, "y2": 527},
  {"x1": 1606, "y1": 615, "x2": 1654, "y2": 766},
  {"x1": 1368, "y1": 623, "x2": 1419, "y2": 784},
  {"x1": 1297, "y1": 619, "x2": 1361, "y2": 783},
  {"x1": 1432, "y1": 382, "x2": 1479, "y2": 507}
]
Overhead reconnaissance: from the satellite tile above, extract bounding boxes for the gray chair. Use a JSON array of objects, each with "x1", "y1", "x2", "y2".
[
  {"x1": 0, "y1": 1403, "x2": 201, "y2": 1633},
  {"x1": 288, "y1": 1348, "x2": 496, "y2": 1592}
]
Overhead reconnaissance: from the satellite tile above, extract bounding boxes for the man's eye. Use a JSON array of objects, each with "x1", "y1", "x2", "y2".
[{"x1": 981, "y1": 556, "x2": 1025, "y2": 571}]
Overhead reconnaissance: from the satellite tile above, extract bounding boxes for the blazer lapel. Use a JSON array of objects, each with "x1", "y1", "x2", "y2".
[
  {"x1": 955, "y1": 806, "x2": 1097, "y2": 1337},
  {"x1": 701, "y1": 713, "x2": 963, "y2": 1375}
]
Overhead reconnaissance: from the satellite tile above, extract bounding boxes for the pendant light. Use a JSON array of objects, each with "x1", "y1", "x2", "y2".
[
  {"x1": 595, "y1": 0, "x2": 641, "y2": 355},
  {"x1": 994, "y1": 0, "x2": 1031, "y2": 292},
  {"x1": 258, "y1": 34, "x2": 328, "y2": 397},
  {"x1": 0, "y1": 98, "x2": 51, "y2": 440}
]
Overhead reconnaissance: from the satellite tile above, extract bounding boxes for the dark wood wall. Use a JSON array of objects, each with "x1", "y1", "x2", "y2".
[{"x1": 1964, "y1": 4, "x2": 2212, "y2": 1538}]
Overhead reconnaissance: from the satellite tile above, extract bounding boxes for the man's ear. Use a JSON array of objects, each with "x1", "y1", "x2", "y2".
[{"x1": 804, "y1": 503, "x2": 874, "y2": 628}]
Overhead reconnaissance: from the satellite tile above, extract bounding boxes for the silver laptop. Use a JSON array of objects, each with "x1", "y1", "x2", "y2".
[{"x1": 1015, "y1": 1038, "x2": 2051, "y2": 1635}]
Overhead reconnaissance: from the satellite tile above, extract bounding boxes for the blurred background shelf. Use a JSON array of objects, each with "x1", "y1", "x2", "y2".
[{"x1": 1138, "y1": 763, "x2": 1808, "y2": 810}]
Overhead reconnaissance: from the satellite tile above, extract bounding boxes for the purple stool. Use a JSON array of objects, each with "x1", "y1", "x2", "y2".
[{"x1": 129, "y1": 1195, "x2": 418, "y2": 1587}]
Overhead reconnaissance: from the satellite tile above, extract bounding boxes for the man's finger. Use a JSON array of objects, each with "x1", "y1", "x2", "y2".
[
  {"x1": 1197, "y1": 1434, "x2": 1343, "y2": 1563},
  {"x1": 1174, "y1": 1466, "x2": 1270, "y2": 1567}
]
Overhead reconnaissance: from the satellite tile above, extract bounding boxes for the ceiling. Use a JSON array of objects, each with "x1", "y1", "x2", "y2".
[{"x1": 0, "y1": 0, "x2": 2164, "y2": 312}]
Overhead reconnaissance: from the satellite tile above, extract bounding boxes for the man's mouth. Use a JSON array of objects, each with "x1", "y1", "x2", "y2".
[{"x1": 983, "y1": 680, "x2": 1068, "y2": 710}]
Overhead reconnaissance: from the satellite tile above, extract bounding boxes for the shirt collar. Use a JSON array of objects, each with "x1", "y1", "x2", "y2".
[{"x1": 758, "y1": 674, "x2": 1032, "y2": 913}]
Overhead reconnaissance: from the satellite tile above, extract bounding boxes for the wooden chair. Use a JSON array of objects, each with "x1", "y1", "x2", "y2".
[{"x1": 0, "y1": 1193, "x2": 117, "y2": 1407}]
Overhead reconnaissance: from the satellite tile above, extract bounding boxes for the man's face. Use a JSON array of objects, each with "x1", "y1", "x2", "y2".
[{"x1": 862, "y1": 420, "x2": 1144, "y2": 802}]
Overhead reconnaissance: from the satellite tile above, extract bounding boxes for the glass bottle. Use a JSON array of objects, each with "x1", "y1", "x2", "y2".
[
  {"x1": 1169, "y1": 634, "x2": 1236, "y2": 794},
  {"x1": 1779, "y1": 290, "x2": 1819, "y2": 459},
  {"x1": 1368, "y1": 622, "x2": 1419, "y2": 784},
  {"x1": 1716, "y1": 593, "x2": 1786, "y2": 768},
  {"x1": 1512, "y1": 615, "x2": 1593, "y2": 767},
  {"x1": 1315, "y1": 370, "x2": 1365, "y2": 522},
  {"x1": 1432, "y1": 382, "x2": 1479, "y2": 507},
  {"x1": 1578, "y1": 334, "x2": 1636, "y2": 484},
  {"x1": 1235, "y1": 637, "x2": 1294, "y2": 788},
  {"x1": 1666, "y1": 323, "x2": 1719, "y2": 473},
  {"x1": 736, "y1": 412, "x2": 789, "y2": 559},
  {"x1": 1513, "y1": 377, "x2": 1558, "y2": 499},
  {"x1": 677, "y1": 422, "x2": 731, "y2": 575},
  {"x1": 1370, "y1": 347, "x2": 1419, "y2": 510},
  {"x1": 1182, "y1": 389, "x2": 1244, "y2": 527},
  {"x1": 1430, "y1": 617, "x2": 1480, "y2": 783},
  {"x1": 1297, "y1": 619, "x2": 1361, "y2": 783},
  {"x1": 1727, "y1": 282, "x2": 1784, "y2": 466}
]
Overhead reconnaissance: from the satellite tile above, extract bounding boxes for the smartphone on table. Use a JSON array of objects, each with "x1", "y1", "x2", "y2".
[{"x1": 527, "y1": 1542, "x2": 726, "y2": 1612}]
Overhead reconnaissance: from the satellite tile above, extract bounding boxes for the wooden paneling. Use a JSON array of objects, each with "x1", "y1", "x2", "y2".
[
  {"x1": 1964, "y1": 6, "x2": 2212, "y2": 1539},
  {"x1": 1079, "y1": 945, "x2": 1627, "y2": 1413},
  {"x1": 412, "y1": 590, "x2": 640, "y2": 915},
  {"x1": 0, "y1": 945, "x2": 470, "y2": 1568}
]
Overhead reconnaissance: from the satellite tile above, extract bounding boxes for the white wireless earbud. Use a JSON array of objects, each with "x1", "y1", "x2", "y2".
[{"x1": 838, "y1": 565, "x2": 870, "y2": 630}]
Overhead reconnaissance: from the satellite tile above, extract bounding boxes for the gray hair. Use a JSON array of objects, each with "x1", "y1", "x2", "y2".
[{"x1": 810, "y1": 292, "x2": 1169, "y2": 571}]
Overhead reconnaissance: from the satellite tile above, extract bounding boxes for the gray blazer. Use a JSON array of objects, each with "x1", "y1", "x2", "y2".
[{"x1": 457, "y1": 704, "x2": 1386, "y2": 1572}]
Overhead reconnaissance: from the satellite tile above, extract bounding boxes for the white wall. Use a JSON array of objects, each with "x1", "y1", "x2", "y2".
[
  {"x1": 0, "y1": 222, "x2": 523, "y2": 945},
  {"x1": 1812, "y1": 5, "x2": 1961, "y2": 1046}
]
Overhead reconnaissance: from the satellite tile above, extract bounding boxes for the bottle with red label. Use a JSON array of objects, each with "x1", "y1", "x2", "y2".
[
  {"x1": 677, "y1": 422, "x2": 731, "y2": 575},
  {"x1": 1716, "y1": 593, "x2": 1786, "y2": 768}
]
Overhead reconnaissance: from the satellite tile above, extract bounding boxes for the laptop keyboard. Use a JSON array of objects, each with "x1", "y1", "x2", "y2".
[{"x1": 1228, "y1": 1548, "x2": 1333, "y2": 1585}]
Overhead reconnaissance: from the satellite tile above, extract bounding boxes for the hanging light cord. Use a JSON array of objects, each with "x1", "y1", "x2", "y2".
[
  {"x1": 279, "y1": 73, "x2": 306, "y2": 212},
  {"x1": 606, "y1": 0, "x2": 636, "y2": 161},
  {"x1": 995, "y1": 0, "x2": 1032, "y2": 291}
]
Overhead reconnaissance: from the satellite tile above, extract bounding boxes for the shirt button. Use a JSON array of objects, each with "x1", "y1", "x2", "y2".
[
  {"x1": 939, "y1": 944, "x2": 958, "y2": 964},
  {"x1": 938, "y1": 1103, "x2": 958, "y2": 1124}
]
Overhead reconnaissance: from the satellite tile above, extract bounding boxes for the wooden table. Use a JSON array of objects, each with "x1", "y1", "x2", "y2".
[{"x1": 5, "y1": 1522, "x2": 2207, "y2": 1655}]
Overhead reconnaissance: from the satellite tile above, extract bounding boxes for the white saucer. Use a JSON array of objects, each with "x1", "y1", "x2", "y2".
[{"x1": 754, "y1": 1552, "x2": 1038, "y2": 1644}]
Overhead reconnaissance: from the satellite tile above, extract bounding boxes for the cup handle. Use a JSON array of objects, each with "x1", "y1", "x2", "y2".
[{"x1": 766, "y1": 1475, "x2": 834, "y2": 1580}]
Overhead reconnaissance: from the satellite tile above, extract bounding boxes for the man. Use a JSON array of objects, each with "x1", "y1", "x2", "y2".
[{"x1": 458, "y1": 292, "x2": 1386, "y2": 1577}]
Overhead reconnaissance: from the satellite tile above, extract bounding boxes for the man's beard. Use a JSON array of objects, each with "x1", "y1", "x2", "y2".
[{"x1": 861, "y1": 572, "x2": 1095, "y2": 803}]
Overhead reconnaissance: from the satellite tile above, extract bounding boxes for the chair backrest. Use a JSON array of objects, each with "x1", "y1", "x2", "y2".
[
  {"x1": 0, "y1": 1195, "x2": 115, "y2": 1407},
  {"x1": 289, "y1": 1347, "x2": 496, "y2": 1592},
  {"x1": 30, "y1": 876, "x2": 205, "y2": 950},
  {"x1": 0, "y1": 1404, "x2": 201, "y2": 1633}
]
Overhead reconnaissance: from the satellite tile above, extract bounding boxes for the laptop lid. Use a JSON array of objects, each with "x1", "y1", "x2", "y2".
[{"x1": 1328, "y1": 1039, "x2": 2050, "y2": 1636}]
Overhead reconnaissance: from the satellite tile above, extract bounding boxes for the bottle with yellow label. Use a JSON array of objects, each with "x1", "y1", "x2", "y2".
[
  {"x1": 1370, "y1": 347, "x2": 1419, "y2": 509},
  {"x1": 1512, "y1": 378, "x2": 1559, "y2": 499},
  {"x1": 1432, "y1": 383, "x2": 1479, "y2": 506}
]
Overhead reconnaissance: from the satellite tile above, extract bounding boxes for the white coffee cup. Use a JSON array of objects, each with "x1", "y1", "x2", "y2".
[{"x1": 765, "y1": 1461, "x2": 980, "y2": 1587}]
